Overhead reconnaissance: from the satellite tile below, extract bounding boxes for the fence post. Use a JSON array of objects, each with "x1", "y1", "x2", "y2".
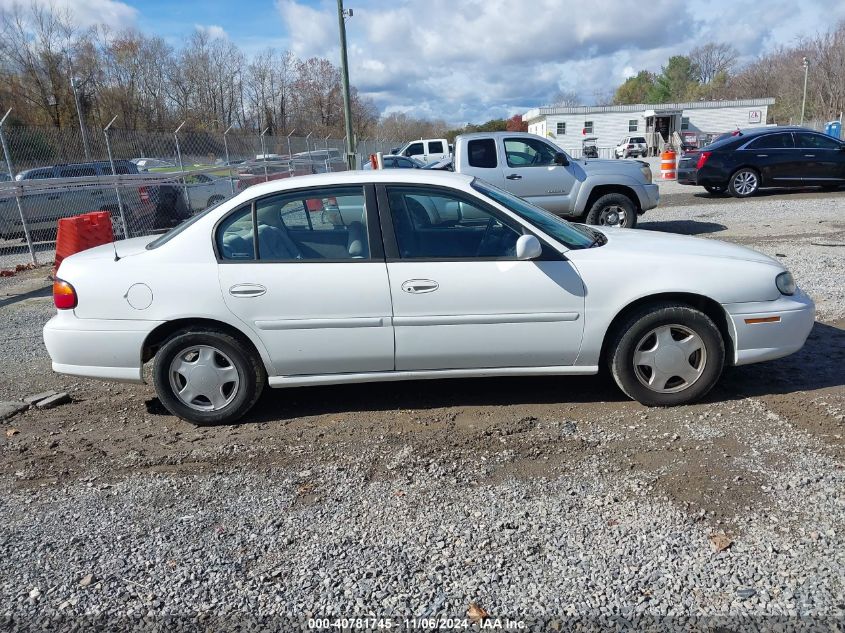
[
  {"x1": 223, "y1": 123, "x2": 235, "y2": 195},
  {"x1": 173, "y1": 121, "x2": 188, "y2": 213},
  {"x1": 323, "y1": 134, "x2": 331, "y2": 171},
  {"x1": 286, "y1": 129, "x2": 296, "y2": 176},
  {"x1": 359, "y1": 137, "x2": 368, "y2": 168},
  {"x1": 259, "y1": 127, "x2": 269, "y2": 182},
  {"x1": 0, "y1": 109, "x2": 38, "y2": 266},
  {"x1": 305, "y1": 132, "x2": 313, "y2": 173},
  {"x1": 103, "y1": 116, "x2": 129, "y2": 239}
]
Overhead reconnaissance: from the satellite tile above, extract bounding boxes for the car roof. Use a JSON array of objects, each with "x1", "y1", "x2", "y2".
[
  {"x1": 239, "y1": 169, "x2": 474, "y2": 197},
  {"x1": 457, "y1": 131, "x2": 535, "y2": 140}
]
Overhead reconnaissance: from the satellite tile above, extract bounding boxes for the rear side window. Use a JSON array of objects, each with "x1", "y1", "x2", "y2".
[
  {"x1": 428, "y1": 141, "x2": 444, "y2": 153},
  {"x1": 747, "y1": 133, "x2": 794, "y2": 149},
  {"x1": 59, "y1": 167, "x2": 96, "y2": 177},
  {"x1": 467, "y1": 139, "x2": 497, "y2": 168},
  {"x1": 217, "y1": 206, "x2": 255, "y2": 260},
  {"x1": 795, "y1": 132, "x2": 841, "y2": 150}
]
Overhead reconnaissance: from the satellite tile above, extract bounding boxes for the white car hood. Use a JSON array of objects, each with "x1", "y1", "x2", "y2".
[{"x1": 594, "y1": 227, "x2": 782, "y2": 267}]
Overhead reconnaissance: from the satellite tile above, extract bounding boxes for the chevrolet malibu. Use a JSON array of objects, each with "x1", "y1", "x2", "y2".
[{"x1": 44, "y1": 171, "x2": 814, "y2": 424}]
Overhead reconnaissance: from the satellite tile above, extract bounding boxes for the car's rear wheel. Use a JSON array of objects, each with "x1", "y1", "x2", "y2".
[
  {"x1": 153, "y1": 329, "x2": 266, "y2": 425},
  {"x1": 608, "y1": 302, "x2": 725, "y2": 406},
  {"x1": 585, "y1": 193, "x2": 638, "y2": 228},
  {"x1": 728, "y1": 168, "x2": 759, "y2": 197}
]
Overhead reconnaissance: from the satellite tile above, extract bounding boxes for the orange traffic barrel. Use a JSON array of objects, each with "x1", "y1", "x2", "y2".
[
  {"x1": 660, "y1": 149, "x2": 677, "y2": 180},
  {"x1": 54, "y1": 211, "x2": 114, "y2": 272}
]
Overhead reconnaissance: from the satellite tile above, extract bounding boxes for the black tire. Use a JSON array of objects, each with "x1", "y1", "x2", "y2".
[
  {"x1": 608, "y1": 302, "x2": 725, "y2": 406},
  {"x1": 153, "y1": 328, "x2": 266, "y2": 425},
  {"x1": 727, "y1": 168, "x2": 760, "y2": 198},
  {"x1": 585, "y1": 193, "x2": 638, "y2": 228}
]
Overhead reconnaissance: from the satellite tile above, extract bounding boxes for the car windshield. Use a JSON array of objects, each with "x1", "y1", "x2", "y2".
[
  {"x1": 471, "y1": 179, "x2": 598, "y2": 249},
  {"x1": 146, "y1": 199, "x2": 226, "y2": 249}
]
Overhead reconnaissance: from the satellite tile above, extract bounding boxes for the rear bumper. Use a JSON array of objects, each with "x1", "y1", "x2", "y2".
[
  {"x1": 43, "y1": 312, "x2": 163, "y2": 383},
  {"x1": 723, "y1": 290, "x2": 815, "y2": 366},
  {"x1": 676, "y1": 167, "x2": 699, "y2": 185}
]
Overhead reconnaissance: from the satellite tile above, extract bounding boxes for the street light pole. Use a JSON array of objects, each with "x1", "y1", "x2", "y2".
[
  {"x1": 336, "y1": 0, "x2": 355, "y2": 169},
  {"x1": 800, "y1": 57, "x2": 810, "y2": 126},
  {"x1": 70, "y1": 76, "x2": 92, "y2": 161}
]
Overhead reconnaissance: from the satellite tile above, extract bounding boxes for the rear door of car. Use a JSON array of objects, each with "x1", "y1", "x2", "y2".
[
  {"x1": 741, "y1": 132, "x2": 801, "y2": 186},
  {"x1": 217, "y1": 184, "x2": 395, "y2": 376},
  {"x1": 498, "y1": 137, "x2": 576, "y2": 214},
  {"x1": 794, "y1": 132, "x2": 845, "y2": 184}
]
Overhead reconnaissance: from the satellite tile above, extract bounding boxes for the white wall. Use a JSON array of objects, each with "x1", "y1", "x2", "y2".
[{"x1": 683, "y1": 105, "x2": 769, "y2": 134}]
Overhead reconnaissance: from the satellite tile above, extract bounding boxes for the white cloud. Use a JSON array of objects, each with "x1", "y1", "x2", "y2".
[
  {"x1": 0, "y1": 0, "x2": 138, "y2": 30},
  {"x1": 195, "y1": 24, "x2": 229, "y2": 40},
  {"x1": 274, "y1": 0, "x2": 845, "y2": 123}
]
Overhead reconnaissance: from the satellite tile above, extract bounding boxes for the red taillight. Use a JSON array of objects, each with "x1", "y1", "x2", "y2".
[
  {"x1": 53, "y1": 279, "x2": 77, "y2": 310},
  {"x1": 138, "y1": 186, "x2": 150, "y2": 202},
  {"x1": 696, "y1": 151, "x2": 711, "y2": 169}
]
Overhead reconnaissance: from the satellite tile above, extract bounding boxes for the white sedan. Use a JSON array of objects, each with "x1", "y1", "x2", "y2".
[{"x1": 44, "y1": 171, "x2": 814, "y2": 424}]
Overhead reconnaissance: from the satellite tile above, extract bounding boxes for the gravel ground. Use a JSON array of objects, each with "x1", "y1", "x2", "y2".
[{"x1": 0, "y1": 187, "x2": 843, "y2": 631}]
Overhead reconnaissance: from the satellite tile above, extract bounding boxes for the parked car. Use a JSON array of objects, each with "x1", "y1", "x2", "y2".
[
  {"x1": 614, "y1": 136, "x2": 647, "y2": 159},
  {"x1": 362, "y1": 155, "x2": 425, "y2": 170},
  {"x1": 183, "y1": 173, "x2": 233, "y2": 211},
  {"x1": 1, "y1": 160, "x2": 159, "y2": 239},
  {"x1": 45, "y1": 170, "x2": 813, "y2": 424},
  {"x1": 677, "y1": 126, "x2": 845, "y2": 197},
  {"x1": 452, "y1": 132, "x2": 658, "y2": 227},
  {"x1": 391, "y1": 138, "x2": 450, "y2": 162},
  {"x1": 423, "y1": 156, "x2": 454, "y2": 170}
]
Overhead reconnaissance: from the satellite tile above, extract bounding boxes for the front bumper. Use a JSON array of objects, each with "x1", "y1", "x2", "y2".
[
  {"x1": 639, "y1": 183, "x2": 660, "y2": 211},
  {"x1": 43, "y1": 312, "x2": 163, "y2": 383},
  {"x1": 723, "y1": 289, "x2": 815, "y2": 366}
]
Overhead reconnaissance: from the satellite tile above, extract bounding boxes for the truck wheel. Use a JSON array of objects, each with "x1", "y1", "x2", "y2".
[{"x1": 586, "y1": 193, "x2": 637, "y2": 228}]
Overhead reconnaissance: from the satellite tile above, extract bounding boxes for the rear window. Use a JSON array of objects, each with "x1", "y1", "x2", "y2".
[
  {"x1": 631, "y1": 137, "x2": 646, "y2": 144},
  {"x1": 467, "y1": 139, "x2": 497, "y2": 168}
]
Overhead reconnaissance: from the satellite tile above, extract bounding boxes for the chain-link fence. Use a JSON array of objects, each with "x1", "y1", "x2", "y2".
[{"x1": 0, "y1": 119, "x2": 400, "y2": 271}]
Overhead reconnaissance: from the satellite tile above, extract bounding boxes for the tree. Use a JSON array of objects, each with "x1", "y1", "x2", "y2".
[
  {"x1": 689, "y1": 43, "x2": 738, "y2": 85},
  {"x1": 648, "y1": 56, "x2": 697, "y2": 103},
  {"x1": 551, "y1": 89, "x2": 580, "y2": 106},
  {"x1": 506, "y1": 114, "x2": 527, "y2": 131},
  {"x1": 613, "y1": 71, "x2": 656, "y2": 104}
]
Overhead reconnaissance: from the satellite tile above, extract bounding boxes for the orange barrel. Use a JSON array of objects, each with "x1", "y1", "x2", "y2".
[
  {"x1": 660, "y1": 149, "x2": 677, "y2": 180},
  {"x1": 54, "y1": 211, "x2": 114, "y2": 272}
]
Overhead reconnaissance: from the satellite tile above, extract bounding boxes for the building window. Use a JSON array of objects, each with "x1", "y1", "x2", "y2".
[
  {"x1": 681, "y1": 117, "x2": 690, "y2": 130},
  {"x1": 628, "y1": 119, "x2": 638, "y2": 132},
  {"x1": 556, "y1": 122, "x2": 566, "y2": 135},
  {"x1": 584, "y1": 121, "x2": 594, "y2": 134}
]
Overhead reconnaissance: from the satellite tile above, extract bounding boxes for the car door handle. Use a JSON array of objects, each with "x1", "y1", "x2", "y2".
[
  {"x1": 506, "y1": 174, "x2": 522, "y2": 180},
  {"x1": 401, "y1": 279, "x2": 439, "y2": 294},
  {"x1": 755, "y1": 154, "x2": 768, "y2": 157},
  {"x1": 804, "y1": 154, "x2": 815, "y2": 158},
  {"x1": 229, "y1": 283, "x2": 266, "y2": 298}
]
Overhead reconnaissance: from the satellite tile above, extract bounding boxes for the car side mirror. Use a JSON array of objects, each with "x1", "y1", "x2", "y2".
[
  {"x1": 554, "y1": 152, "x2": 569, "y2": 166},
  {"x1": 516, "y1": 234, "x2": 542, "y2": 260}
]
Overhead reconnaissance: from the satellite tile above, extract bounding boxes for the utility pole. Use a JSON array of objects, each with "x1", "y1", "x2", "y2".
[
  {"x1": 336, "y1": 0, "x2": 355, "y2": 169},
  {"x1": 800, "y1": 57, "x2": 809, "y2": 126}
]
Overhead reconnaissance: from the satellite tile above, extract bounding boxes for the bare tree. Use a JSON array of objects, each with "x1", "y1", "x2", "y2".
[
  {"x1": 689, "y1": 43, "x2": 739, "y2": 84},
  {"x1": 551, "y1": 89, "x2": 581, "y2": 106}
]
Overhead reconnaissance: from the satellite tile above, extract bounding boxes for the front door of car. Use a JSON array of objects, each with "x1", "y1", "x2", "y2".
[
  {"x1": 741, "y1": 132, "x2": 801, "y2": 186},
  {"x1": 499, "y1": 137, "x2": 577, "y2": 214},
  {"x1": 217, "y1": 184, "x2": 394, "y2": 376},
  {"x1": 378, "y1": 184, "x2": 585, "y2": 371},
  {"x1": 794, "y1": 132, "x2": 845, "y2": 184}
]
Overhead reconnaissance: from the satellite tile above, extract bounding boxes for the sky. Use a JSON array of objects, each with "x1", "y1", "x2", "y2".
[{"x1": 14, "y1": 0, "x2": 845, "y2": 125}]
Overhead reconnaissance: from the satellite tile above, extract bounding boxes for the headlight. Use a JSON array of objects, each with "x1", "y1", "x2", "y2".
[{"x1": 776, "y1": 271, "x2": 796, "y2": 295}]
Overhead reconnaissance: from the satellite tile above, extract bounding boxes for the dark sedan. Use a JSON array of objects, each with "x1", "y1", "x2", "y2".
[{"x1": 677, "y1": 126, "x2": 845, "y2": 197}]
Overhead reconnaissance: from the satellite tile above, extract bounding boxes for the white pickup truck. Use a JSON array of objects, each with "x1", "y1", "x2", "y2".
[
  {"x1": 391, "y1": 138, "x2": 451, "y2": 163},
  {"x1": 453, "y1": 132, "x2": 659, "y2": 228}
]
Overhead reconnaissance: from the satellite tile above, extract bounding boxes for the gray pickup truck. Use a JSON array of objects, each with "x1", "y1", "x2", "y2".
[{"x1": 453, "y1": 132, "x2": 659, "y2": 228}]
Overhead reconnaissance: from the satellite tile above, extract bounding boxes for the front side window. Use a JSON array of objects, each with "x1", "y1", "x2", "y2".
[
  {"x1": 628, "y1": 119, "x2": 638, "y2": 132},
  {"x1": 428, "y1": 141, "x2": 444, "y2": 154},
  {"x1": 405, "y1": 142, "x2": 424, "y2": 156},
  {"x1": 747, "y1": 133, "x2": 795, "y2": 149},
  {"x1": 386, "y1": 186, "x2": 523, "y2": 259},
  {"x1": 556, "y1": 122, "x2": 567, "y2": 135},
  {"x1": 467, "y1": 139, "x2": 497, "y2": 168},
  {"x1": 584, "y1": 121, "x2": 594, "y2": 134},
  {"x1": 795, "y1": 132, "x2": 841, "y2": 150},
  {"x1": 504, "y1": 137, "x2": 558, "y2": 167}
]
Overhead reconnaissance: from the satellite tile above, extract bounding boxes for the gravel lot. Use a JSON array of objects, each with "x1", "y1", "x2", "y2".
[{"x1": 0, "y1": 184, "x2": 843, "y2": 631}]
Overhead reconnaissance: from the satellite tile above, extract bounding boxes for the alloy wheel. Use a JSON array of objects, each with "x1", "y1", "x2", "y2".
[
  {"x1": 732, "y1": 171, "x2": 758, "y2": 196},
  {"x1": 633, "y1": 324, "x2": 707, "y2": 394},
  {"x1": 597, "y1": 205, "x2": 627, "y2": 227}
]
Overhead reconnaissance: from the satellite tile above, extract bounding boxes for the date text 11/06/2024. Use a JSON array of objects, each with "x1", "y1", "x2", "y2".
[{"x1": 307, "y1": 617, "x2": 527, "y2": 630}]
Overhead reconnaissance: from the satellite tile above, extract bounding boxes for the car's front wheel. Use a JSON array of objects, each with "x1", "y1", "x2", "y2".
[
  {"x1": 153, "y1": 329, "x2": 266, "y2": 425},
  {"x1": 609, "y1": 302, "x2": 725, "y2": 406},
  {"x1": 585, "y1": 193, "x2": 638, "y2": 228},
  {"x1": 728, "y1": 168, "x2": 760, "y2": 197}
]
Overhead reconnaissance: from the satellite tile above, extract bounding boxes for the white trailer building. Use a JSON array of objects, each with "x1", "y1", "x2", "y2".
[{"x1": 523, "y1": 98, "x2": 775, "y2": 155}]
